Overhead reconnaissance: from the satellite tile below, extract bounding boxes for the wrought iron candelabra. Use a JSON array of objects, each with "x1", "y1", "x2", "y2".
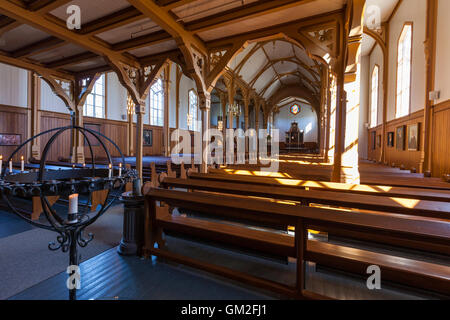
[{"x1": 0, "y1": 126, "x2": 136, "y2": 300}]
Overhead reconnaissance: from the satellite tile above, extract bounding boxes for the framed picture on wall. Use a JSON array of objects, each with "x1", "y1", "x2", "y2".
[
  {"x1": 396, "y1": 125, "x2": 406, "y2": 151},
  {"x1": 387, "y1": 132, "x2": 394, "y2": 147},
  {"x1": 376, "y1": 135, "x2": 381, "y2": 148},
  {"x1": 143, "y1": 129, "x2": 153, "y2": 146},
  {"x1": 408, "y1": 123, "x2": 420, "y2": 151},
  {"x1": 371, "y1": 131, "x2": 376, "y2": 150},
  {"x1": 84, "y1": 123, "x2": 101, "y2": 146},
  {"x1": 0, "y1": 134, "x2": 21, "y2": 146}
]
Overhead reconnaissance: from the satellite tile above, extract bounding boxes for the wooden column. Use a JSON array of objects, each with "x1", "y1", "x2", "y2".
[
  {"x1": 71, "y1": 104, "x2": 85, "y2": 164},
  {"x1": 28, "y1": 72, "x2": 41, "y2": 160},
  {"x1": 175, "y1": 66, "x2": 182, "y2": 130},
  {"x1": 421, "y1": 0, "x2": 438, "y2": 176},
  {"x1": 135, "y1": 103, "x2": 145, "y2": 181},
  {"x1": 127, "y1": 95, "x2": 135, "y2": 156},
  {"x1": 200, "y1": 93, "x2": 211, "y2": 173},
  {"x1": 163, "y1": 63, "x2": 171, "y2": 156}
]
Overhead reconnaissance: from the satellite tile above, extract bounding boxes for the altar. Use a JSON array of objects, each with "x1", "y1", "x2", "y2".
[{"x1": 285, "y1": 121, "x2": 304, "y2": 151}]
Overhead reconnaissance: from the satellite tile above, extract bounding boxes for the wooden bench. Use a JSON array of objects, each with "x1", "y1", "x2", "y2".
[
  {"x1": 161, "y1": 177, "x2": 450, "y2": 220},
  {"x1": 145, "y1": 188, "x2": 450, "y2": 298},
  {"x1": 188, "y1": 172, "x2": 450, "y2": 203}
]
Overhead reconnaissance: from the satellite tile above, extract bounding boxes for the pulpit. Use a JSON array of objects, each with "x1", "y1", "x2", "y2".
[{"x1": 285, "y1": 121, "x2": 304, "y2": 151}]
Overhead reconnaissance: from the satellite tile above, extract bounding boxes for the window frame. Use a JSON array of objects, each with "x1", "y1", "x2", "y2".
[
  {"x1": 83, "y1": 73, "x2": 106, "y2": 119},
  {"x1": 395, "y1": 22, "x2": 413, "y2": 119},
  {"x1": 149, "y1": 78, "x2": 164, "y2": 127},
  {"x1": 370, "y1": 64, "x2": 379, "y2": 128},
  {"x1": 188, "y1": 89, "x2": 199, "y2": 132}
]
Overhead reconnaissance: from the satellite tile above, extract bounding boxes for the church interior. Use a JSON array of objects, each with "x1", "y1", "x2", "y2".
[{"x1": 0, "y1": 0, "x2": 449, "y2": 302}]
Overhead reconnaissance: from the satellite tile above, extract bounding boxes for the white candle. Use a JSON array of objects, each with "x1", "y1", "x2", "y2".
[
  {"x1": 0, "y1": 155, "x2": 2, "y2": 175},
  {"x1": 108, "y1": 163, "x2": 112, "y2": 178},
  {"x1": 68, "y1": 194, "x2": 78, "y2": 223},
  {"x1": 20, "y1": 156, "x2": 24, "y2": 172},
  {"x1": 118, "y1": 163, "x2": 122, "y2": 177},
  {"x1": 9, "y1": 160, "x2": 12, "y2": 173}
]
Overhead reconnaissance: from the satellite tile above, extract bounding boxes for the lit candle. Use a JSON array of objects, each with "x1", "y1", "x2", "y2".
[
  {"x1": 9, "y1": 160, "x2": 12, "y2": 173},
  {"x1": 20, "y1": 156, "x2": 24, "y2": 172},
  {"x1": 118, "y1": 163, "x2": 122, "y2": 177},
  {"x1": 83, "y1": 163, "x2": 86, "y2": 168},
  {"x1": 68, "y1": 194, "x2": 78, "y2": 223},
  {"x1": 108, "y1": 163, "x2": 112, "y2": 178},
  {"x1": 0, "y1": 155, "x2": 2, "y2": 175}
]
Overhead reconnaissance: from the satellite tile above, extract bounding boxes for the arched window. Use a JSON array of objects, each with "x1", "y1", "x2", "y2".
[
  {"x1": 370, "y1": 65, "x2": 379, "y2": 127},
  {"x1": 188, "y1": 89, "x2": 198, "y2": 131},
  {"x1": 83, "y1": 74, "x2": 105, "y2": 118},
  {"x1": 395, "y1": 23, "x2": 412, "y2": 118},
  {"x1": 149, "y1": 78, "x2": 163, "y2": 126}
]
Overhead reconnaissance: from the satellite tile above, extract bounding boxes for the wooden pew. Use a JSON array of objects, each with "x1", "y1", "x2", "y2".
[
  {"x1": 145, "y1": 188, "x2": 450, "y2": 298},
  {"x1": 188, "y1": 172, "x2": 450, "y2": 203}
]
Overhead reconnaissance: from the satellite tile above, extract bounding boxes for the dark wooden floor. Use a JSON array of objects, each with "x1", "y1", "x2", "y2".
[{"x1": 9, "y1": 236, "x2": 441, "y2": 300}]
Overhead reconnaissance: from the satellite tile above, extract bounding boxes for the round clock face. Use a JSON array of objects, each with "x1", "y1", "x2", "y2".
[{"x1": 290, "y1": 104, "x2": 300, "y2": 115}]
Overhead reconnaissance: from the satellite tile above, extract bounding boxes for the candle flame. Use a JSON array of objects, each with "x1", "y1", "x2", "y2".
[
  {"x1": 119, "y1": 163, "x2": 122, "y2": 168},
  {"x1": 69, "y1": 194, "x2": 79, "y2": 199},
  {"x1": 109, "y1": 163, "x2": 112, "y2": 169},
  {"x1": 21, "y1": 156, "x2": 24, "y2": 160},
  {"x1": 0, "y1": 155, "x2": 2, "y2": 160}
]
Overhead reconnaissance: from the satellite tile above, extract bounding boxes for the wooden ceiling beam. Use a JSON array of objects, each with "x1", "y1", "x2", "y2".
[
  {"x1": 46, "y1": 52, "x2": 99, "y2": 69},
  {"x1": 28, "y1": 0, "x2": 73, "y2": 14},
  {"x1": 0, "y1": 51, "x2": 74, "y2": 80},
  {"x1": 185, "y1": 0, "x2": 313, "y2": 33},
  {"x1": 11, "y1": 36, "x2": 65, "y2": 58},
  {"x1": 0, "y1": 1, "x2": 139, "y2": 67},
  {"x1": 157, "y1": 0, "x2": 198, "y2": 11},
  {"x1": 127, "y1": 0, "x2": 206, "y2": 54}
]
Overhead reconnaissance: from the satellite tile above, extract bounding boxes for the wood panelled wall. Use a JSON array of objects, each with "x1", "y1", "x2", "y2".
[
  {"x1": 368, "y1": 100, "x2": 450, "y2": 177},
  {"x1": 0, "y1": 104, "x2": 171, "y2": 162},
  {"x1": 431, "y1": 100, "x2": 450, "y2": 177},
  {"x1": 0, "y1": 105, "x2": 28, "y2": 161},
  {"x1": 368, "y1": 110, "x2": 423, "y2": 171}
]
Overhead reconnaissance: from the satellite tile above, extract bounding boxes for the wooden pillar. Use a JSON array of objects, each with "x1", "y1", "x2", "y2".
[
  {"x1": 163, "y1": 63, "x2": 171, "y2": 156},
  {"x1": 71, "y1": 104, "x2": 85, "y2": 164},
  {"x1": 421, "y1": 0, "x2": 438, "y2": 176},
  {"x1": 28, "y1": 72, "x2": 41, "y2": 160},
  {"x1": 175, "y1": 66, "x2": 182, "y2": 130},
  {"x1": 127, "y1": 95, "x2": 135, "y2": 156},
  {"x1": 224, "y1": 75, "x2": 235, "y2": 130},
  {"x1": 200, "y1": 92, "x2": 211, "y2": 173},
  {"x1": 135, "y1": 103, "x2": 145, "y2": 181}
]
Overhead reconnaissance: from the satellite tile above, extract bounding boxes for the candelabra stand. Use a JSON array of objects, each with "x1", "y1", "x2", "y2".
[{"x1": 0, "y1": 126, "x2": 136, "y2": 300}]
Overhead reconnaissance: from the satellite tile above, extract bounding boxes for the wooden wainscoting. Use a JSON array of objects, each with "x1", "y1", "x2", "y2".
[
  {"x1": 367, "y1": 125, "x2": 382, "y2": 162},
  {"x1": 39, "y1": 111, "x2": 72, "y2": 162},
  {"x1": 0, "y1": 104, "x2": 29, "y2": 161},
  {"x1": 432, "y1": 100, "x2": 450, "y2": 178}
]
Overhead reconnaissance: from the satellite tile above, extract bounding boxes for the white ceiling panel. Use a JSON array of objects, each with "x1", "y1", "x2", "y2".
[
  {"x1": 253, "y1": 68, "x2": 276, "y2": 92},
  {"x1": 0, "y1": 25, "x2": 49, "y2": 52},
  {"x1": 239, "y1": 48, "x2": 267, "y2": 83},
  {"x1": 96, "y1": 18, "x2": 162, "y2": 44},
  {"x1": 263, "y1": 80, "x2": 281, "y2": 99},
  {"x1": 273, "y1": 61, "x2": 298, "y2": 75},
  {"x1": 127, "y1": 40, "x2": 178, "y2": 58},
  {"x1": 263, "y1": 40, "x2": 293, "y2": 60},
  {"x1": 228, "y1": 42, "x2": 256, "y2": 69},
  {"x1": 29, "y1": 43, "x2": 87, "y2": 63},
  {"x1": 50, "y1": 0, "x2": 130, "y2": 25}
]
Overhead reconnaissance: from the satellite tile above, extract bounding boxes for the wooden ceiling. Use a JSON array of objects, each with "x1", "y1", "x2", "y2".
[{"x1": 0, "y1": 0, "x2": 346, "y2": 100}]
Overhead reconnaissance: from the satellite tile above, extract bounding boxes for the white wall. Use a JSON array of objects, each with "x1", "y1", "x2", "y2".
[
  {"x1": 369, "y1": 44, "x2": 384, "y2": 126},
  {"x1": 273, "y1": 103, "x2": 318, "y2": 143},
  {"x1": 387, "y1": 0, "x2": 426, "y2": 121},
  {"x1": 40, "y1": 79, "x2": 70, "y2": 114},
  {"x1": 106, "y1": 72, "x2": 127, "y2": 122},
  {"x1": 359, "y1": 55, "x2": 370, "y2": 159},
  {"x1": 0, "y1": 63, "x2": 28, "y2": 108},
  {"x1": 435, "y1": 0, "x2": 450, "y2": 104},
  {"x1": 178, "y1": 73, "x2": 197, "y2": 130}
]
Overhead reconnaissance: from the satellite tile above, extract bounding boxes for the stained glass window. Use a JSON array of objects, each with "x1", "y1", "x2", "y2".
[{"x1": 290, "y1": 104, "x2": 300, "y2": 115}]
